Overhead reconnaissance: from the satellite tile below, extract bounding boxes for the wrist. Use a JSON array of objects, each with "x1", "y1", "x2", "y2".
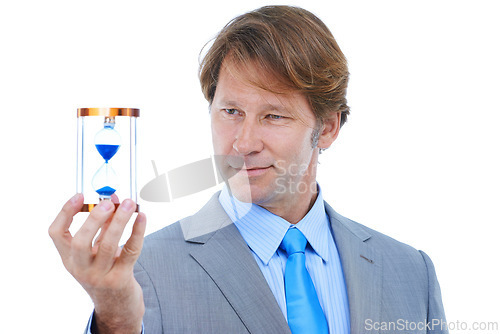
[
  {"x1": 94, "y1": 310, "x2": 143, "y2": 334},
  {"x1": 92, "y1": 286, "x2": 145, "y2": 334}
]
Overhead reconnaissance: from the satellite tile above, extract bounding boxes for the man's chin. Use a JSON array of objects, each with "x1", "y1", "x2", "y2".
[
  {"x1": 227, "y1": 182, "x2": 276, "y2": 205},
  {"x1": 223, "y1": 167, "x2": 279, "y2": 203}
]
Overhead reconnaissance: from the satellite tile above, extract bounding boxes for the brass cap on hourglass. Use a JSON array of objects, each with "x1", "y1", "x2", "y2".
[
  {"x1": 77, "y1": 108, "x2": 140, "y2": 117},
  {"x1": 81, "y1": 202, "x2": 139, "y2": 213}
]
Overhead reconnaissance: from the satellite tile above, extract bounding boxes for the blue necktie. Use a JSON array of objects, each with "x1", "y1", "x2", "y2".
[{"x1": 280, "y1": 228, "x2": 328, "y2": 334}]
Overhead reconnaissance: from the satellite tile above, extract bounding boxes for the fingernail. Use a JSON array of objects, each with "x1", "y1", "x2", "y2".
[
  {"x1": 71, "y1": 193, "x2": 82, "y2": 204},
  {"x1": 100, "y1": 200, "x2": 113, "y2": 211},
  {"x1": 122, "y1": 199, "x2": 134, "y2": 211}
]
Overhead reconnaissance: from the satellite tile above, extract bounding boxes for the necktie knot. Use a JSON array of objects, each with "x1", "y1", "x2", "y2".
[{"x1": 280, "y1": 228, "x2": 307, "y2": 256}]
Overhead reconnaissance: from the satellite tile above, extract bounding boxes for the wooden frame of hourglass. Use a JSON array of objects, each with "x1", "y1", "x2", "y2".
[{"x1": 76, "y1": 108, "x2": 139, "y2": 212}]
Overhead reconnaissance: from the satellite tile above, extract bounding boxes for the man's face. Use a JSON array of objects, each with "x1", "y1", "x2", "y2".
[{"x1": 211, "y1": 62, "x2": 330, "y2": 213}]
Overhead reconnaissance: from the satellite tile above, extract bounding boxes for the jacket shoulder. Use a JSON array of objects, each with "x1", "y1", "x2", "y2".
[{"x1": 326, "y1": 202, "x2": 427, "y2": 264}]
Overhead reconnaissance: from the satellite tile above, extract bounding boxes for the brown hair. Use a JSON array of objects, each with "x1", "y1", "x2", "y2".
[{"x1": 199, "y1": 5, "x2": 350, "y2": 127}]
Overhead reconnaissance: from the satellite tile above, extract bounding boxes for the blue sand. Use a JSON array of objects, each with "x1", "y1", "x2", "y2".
[
  {"x1": 96, "y1": 186, "x2": 116, "y2": 196},
  {"x1": 96, "y1": 144, "x2": 120, "y2": 161}
]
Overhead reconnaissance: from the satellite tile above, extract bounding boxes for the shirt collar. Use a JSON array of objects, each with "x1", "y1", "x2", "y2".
[{"x1": 218, "y1": 184, "x2": 330, "y2": 265}]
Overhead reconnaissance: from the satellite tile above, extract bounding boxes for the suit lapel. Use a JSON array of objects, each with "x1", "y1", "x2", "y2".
[
  {"x1": 181, "y1": 193, "x2": 383, "y2": 334},
  {"x1": 183, "y1": 193, "x2": 291, "y2": 334},
  {"x1": 325, "y1": 203, "x2": 382, "y2": 334}
]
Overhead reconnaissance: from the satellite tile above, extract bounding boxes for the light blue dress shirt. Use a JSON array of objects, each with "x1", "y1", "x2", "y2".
[{"x1": 219, "y1": 184, "x2": 350, "y2": 334}]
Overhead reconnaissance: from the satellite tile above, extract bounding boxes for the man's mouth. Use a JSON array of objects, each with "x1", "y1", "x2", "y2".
[
  {"x1": 239, "y1": 166, "x2": 272, "y2": 177},
  {"x1": 244, "y1": 166, "x2": 271, "y2": 170}
]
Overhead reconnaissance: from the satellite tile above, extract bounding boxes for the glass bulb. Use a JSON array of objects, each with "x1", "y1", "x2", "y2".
[
  {"x1": 94, "y1": 117, "x2": 121, "y2": 162},
  {"x1": 92, "y1": 117, "x2": 121, "y2": 199},
  {"x1": 92, "y1": 162, "x2": 119, "y2": 198}
]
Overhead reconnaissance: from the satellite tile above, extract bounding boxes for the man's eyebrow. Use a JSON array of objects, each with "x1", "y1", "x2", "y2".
[
  {"x1": 219, "y1": 100, "x2": 240, "y2": 107},
  {"x1": 217, "y1": 100, "x2": 292, "y2": 114},
  {"x1": 261, "y1": 103, "x2": 292, "y2": 115}
]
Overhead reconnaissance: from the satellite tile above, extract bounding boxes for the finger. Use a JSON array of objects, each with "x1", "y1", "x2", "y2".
[
  {"x1": 49, "y1": 193, "x2": 84, "y2": 256},
  {"x1": 111, "y1": 193, "x2": 120, "y2": 204},
  {"x1": 91, "y1": 215, "x2": 113, "y2": 256},
  {"x1": 93, "y1": 199, "x2": 137, "y2": 272},
  {"x1": 95, "y1": 195, "x2": 120, "y2": 250},
  {"x1": 72, "y1": 200, "x2": 115, "y2": 267},
  {"x1": 115, "y1": 213, "x2": 147, "y2": 269}
]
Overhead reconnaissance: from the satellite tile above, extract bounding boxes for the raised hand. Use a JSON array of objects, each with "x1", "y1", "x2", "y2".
[{"x1": 49, "y1": 193, "x2": 146, "y2": 334}]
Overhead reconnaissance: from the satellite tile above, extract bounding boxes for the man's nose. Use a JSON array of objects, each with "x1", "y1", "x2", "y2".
[{"x1": 233, "y1": 118, "x2": 264, "y2": 155}]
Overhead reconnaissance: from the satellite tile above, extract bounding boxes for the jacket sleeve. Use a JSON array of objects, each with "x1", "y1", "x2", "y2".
[
  {"x1": 419, "y1": 250, "x2": 448, "y2": 334},
  {"x1": 82, "y1": 261, "x2": 157, "y2": 334},
  {"x1": 135, "y1": 259, "x2": 163, "y2": 333}
]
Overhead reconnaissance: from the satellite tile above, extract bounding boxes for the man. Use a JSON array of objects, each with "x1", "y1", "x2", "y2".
[{"x1": 50, "y1": 5, "x2": 447, "y2": 334}]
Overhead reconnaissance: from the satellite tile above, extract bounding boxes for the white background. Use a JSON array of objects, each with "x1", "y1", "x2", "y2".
[{"x1": 1, "y1": 0, "x2": 499, "y2": 333}]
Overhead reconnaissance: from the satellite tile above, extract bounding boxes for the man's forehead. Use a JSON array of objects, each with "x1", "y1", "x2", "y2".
[
  {"x1": 215, "y1": 76, "x2": 300, "y2": 113},
  {"x1": 214, "y1": 57, "x2": 315, "y2": 121}
]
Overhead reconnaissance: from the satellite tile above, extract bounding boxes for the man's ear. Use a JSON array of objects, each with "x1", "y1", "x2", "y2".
[{"x1": 317, "y1": 112, "x2": 341, "y2": 150}]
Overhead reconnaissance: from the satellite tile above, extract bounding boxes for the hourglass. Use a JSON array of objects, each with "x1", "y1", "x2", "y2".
[{"x1": 77, "y1": 108, "x2": 139, "y2": 212}]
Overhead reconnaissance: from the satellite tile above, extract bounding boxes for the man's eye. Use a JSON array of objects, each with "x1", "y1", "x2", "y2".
[
  {"x1": 224, "y1": 108, "x2": 238, "y2": 115},
  {"x1": 267, "y1": 114, "x2": 284, "y2": 120}
]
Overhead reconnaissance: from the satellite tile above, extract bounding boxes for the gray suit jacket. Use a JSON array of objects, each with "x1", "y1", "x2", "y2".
[{"x1": 130, "y1": 192, "x2": 447, "y2": 333}]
